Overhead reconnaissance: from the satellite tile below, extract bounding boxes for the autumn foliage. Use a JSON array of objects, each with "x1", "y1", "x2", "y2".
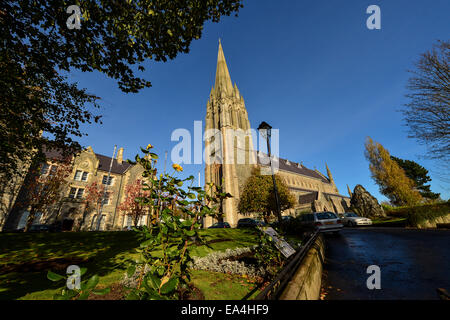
[
  {"x1": 118, "y1": 179, "x2": 150, "y2": 227},
  {"x1": 238, "y1": 167, "x2": 295, "y2": 222},
  {"x1": 19, "y1": 157, "x2": 72, "y2": 231},
  {"x1": 364, "y1": 137, "x2": 423, "y2": 206}
]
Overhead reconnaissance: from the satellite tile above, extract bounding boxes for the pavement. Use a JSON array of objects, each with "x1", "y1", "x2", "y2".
[{"x1": 321, "y1": 227, "x2": 450, "y2": 300}]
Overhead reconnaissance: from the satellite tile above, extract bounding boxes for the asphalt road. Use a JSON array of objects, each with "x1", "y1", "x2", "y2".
[{"x1": 321, "y1": 227, "x2": 450, "y2": 300}]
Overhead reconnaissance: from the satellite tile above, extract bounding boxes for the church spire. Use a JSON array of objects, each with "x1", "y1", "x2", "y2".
[
  {"x1": 347, "y1": 184, "x2": 353, "y2": 198},
  {"x1": 326, "y1": 163, "x2": 334, "y2": 183},
  {"x1": 215, "y1": 39, "x2": 233, "y2": 95}
]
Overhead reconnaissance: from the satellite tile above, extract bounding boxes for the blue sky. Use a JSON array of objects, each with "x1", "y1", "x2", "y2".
[{"x1": 67, "y1": 0, "x2": 450, "y2": 201}]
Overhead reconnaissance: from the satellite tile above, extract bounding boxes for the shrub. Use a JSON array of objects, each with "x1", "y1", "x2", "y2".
[{"x1": 405, "y1": 202, "x2": 450, "y2": 227}]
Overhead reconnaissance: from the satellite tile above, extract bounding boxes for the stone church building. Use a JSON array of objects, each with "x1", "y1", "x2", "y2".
[{"x1": 204, "y1": 41, "x2": 350, "y2": 227}]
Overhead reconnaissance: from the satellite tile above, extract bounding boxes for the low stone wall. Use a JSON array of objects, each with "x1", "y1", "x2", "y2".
[
  {"x1": 414, "y1": 213, "x2": 450, "y2": 229},
  {"x1": 279, "y1": 234, "x2": 325, "y2": 300}
]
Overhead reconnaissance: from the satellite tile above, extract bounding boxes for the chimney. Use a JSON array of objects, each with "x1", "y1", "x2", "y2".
[{"x1": 117, "y1": 147, "x2": 124, "y2": 164}]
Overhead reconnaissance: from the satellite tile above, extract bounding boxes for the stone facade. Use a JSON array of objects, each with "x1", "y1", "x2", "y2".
[
  {"x1": 204, "y1": 42, "x2": 350, "y2": 227},
  {"x1": 2, "y1": 146, "x2": 145, "y2": 231}
]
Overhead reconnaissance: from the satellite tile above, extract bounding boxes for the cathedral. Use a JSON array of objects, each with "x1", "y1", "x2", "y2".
[{"x1": 204, "y1": 41, "x2": 350, "y2": 227}]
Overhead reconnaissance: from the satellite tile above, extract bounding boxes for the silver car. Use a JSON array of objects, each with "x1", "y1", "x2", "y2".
[
  {"x1": 340, "y1": 212, "x2": 372, "y2": 227},
  {"x1": 299, "y1": 212, "x2": 343, "y2": 233}
]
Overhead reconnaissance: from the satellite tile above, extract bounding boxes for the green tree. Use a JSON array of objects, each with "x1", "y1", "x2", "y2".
[
  {"x1": 390, "y1": 156, "x2": 440, "y2": 201},
  {"x1": 238, "y1": 167, "x2": 296, "y2": 223},
  {"x1": 365, "y1": 137, "x2": 423, "y2": 206},
  {"x1": 0, "y1": 0, "x2": 243, "y2": 179}
]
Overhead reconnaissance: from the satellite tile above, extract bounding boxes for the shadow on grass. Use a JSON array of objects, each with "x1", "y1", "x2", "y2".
[
  {"x1": 0, "y1": 228, "x2": 260, "y2": 300},
  {"x1": 0, "y1": 232, "x2": 140, "y2": 300}
]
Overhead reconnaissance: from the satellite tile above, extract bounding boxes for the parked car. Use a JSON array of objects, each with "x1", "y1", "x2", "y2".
[
  {"x1": 237, "y1": 218, "x2": 267, "y2": 228},
  {"x1": 208, "y1": 222, "x2": 231, "y2": 229},
  {"x1": 339, "y1": 212, "x2": 372, "y2": 227},
  {"x1": 298, "y1": 212, "x2": 343, "y2": 233}
]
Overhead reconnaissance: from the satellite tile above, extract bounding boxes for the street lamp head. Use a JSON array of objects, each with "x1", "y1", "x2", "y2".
[{"x1": 257, "y1": 121, "x2": 272, "y2": 139}]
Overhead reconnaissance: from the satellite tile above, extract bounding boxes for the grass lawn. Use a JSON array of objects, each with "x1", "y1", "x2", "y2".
[
  {"x1": 0, "y1": 229, "x2": 260, "y2": 300},
  {"x1": 371, "y1": 217, "x2": 407, "y2": 227}
]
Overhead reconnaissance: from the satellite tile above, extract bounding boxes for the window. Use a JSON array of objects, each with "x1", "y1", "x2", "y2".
[
  {"x1": 102, "y1": 192, "x2": 111, "y2": 205},
  {"x1": 69, "y1": 187, "x2": 77, "y2": 198},
  {"x1": 74, "y1": 170, "x2": 82, "y2": 181},
  {"x1": 102, "y1": 175, "x2": 114, "y2": 185},
  {"x1": 69, "y1": 187, "x2": 84, "y2": 199},
  {"x1": 41, "y1": 163, "x2": 50, "y2": 175},
  {"x1": 74, "y1": 170, "x2": 89, "y2": 181},
  {"x1": 76, "y1": 188, "x2": 84, "y2": 199}
]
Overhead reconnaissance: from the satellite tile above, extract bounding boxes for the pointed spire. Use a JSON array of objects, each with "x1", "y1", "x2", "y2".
[
  {"x1": 347, "y1": 184, "x2": 353, "y2": 198},
  {"x1": 326, "y1": 163, "x2": 334, "y2": 182},
  {"x1": 215, "y1": 40, "x2": 233, "y2": 96}
]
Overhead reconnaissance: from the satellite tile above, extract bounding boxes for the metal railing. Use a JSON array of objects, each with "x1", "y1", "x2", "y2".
[{"x1": 255, "y1": 230, "x2": 319, "y2": 300}]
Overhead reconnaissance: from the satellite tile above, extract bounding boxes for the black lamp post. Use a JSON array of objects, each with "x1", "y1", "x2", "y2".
[{"x1": 257, "y1": 121, "x2": 282, "y2": 223}]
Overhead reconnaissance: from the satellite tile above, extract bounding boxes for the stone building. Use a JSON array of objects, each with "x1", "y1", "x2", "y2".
[
  {"x1": 204, "y1": 41, "x2": 350, "y2": 227},
  {"x1": 2, "y1": 146, "x2": 146, "y2": 231}
]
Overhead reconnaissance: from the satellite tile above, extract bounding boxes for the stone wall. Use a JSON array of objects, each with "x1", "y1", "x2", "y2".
[
  {"x1": 413, "y1": 213, "x2": 450, "y2": 229},
  {"x1": 280, "y1": 234, "x2": 325, "y2": 300}
]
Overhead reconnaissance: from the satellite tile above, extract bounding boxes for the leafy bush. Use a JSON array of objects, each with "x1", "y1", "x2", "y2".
[
  {"x1": 382, "y1": 202, "x2": 450, "y2": 223},
  {"x1": 122, "y1": 145, "x2": 232, "y2": 300},
  {"x1": 47, "y1": 268, "x2": 110, "y2": 300},
  {"x1": 405, "y1": 202, "x2": 450, "y2": 227}
]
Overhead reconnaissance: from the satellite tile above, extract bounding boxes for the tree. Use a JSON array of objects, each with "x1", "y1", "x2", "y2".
[
  {"x1": 391, "y1": 156, "x2": 440, "y2": 201},
  {"x1": 238, "y1": 167, "x2": 296, "y2": 223},
  {"x1": 82, "y1": 181, "x2": 112, "y2": 231},
  {"x1": 364, "y1": 137, "x2": 423, "y2": 206},
  {"x1": 118, "y1": 179, "x2": 150, "y2": 227},
  {"x1": 402, "y1": 40, "x2": 449, "y2": 165},
  {"x1": 18, "y1": 157, "x2": 72, "y2": 232},
  {"x1": 0, "y1": 1, "x2": 243, "y2": 180}
]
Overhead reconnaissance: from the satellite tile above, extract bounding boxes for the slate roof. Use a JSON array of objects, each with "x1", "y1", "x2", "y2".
[
  {"x1": 256, "y1": 153, "x2": 330, "y2": 183},
  {"x1": 95, "y1": 153, "x2": 132, "y2": 175},
  {"x1": 42, "y1": 147, "x2": 132, "y2": 175}
]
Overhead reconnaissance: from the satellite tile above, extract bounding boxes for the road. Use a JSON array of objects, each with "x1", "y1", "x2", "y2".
[{"x1": 321, "y1": 227, "x2": 450, "y2": 300}]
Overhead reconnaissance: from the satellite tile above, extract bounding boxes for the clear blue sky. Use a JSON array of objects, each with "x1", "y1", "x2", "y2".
[{"x1": 67, "y1": 0, "x2": 450, "y2": 201}]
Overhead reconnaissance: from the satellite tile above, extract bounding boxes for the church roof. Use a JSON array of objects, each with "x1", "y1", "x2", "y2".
[{"x1": 257, "y1": 153, "x2": 330, "y2": 183}]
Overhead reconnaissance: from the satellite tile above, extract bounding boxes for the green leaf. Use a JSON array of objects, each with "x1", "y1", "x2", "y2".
[
  {"x1": 80, "y1": 267, "x2": 88, "y2": 277},
  {"x1": 78, "y1": 291, "x2": 90, "y2": 300},
  {"x1": 92, "y1": 288, "x2": 111, "y2": 295},
  {"x1": 127, "y1": 265, "x2": 136, "y2": 278},
  {"x1": 126, "y1": 291, "x2": 141, "y2": 300},
  {"x1": 47, "y1": 271, "x2": 65, "y2": 282},
  {"x1": 85, "y1": 275, "x2": 99, "y2": 290},
  {"x1": 160, "y1": 277, "x2": 178, "y2": 295},
  {"x1": 53, "y1": 293, "x2": 68, "y2": 300},
  {"x1": 146, "y1": 273, "x2": 161, "y2": 290},
  {"x1": 185, "y1": 230, "x2": 195, "y2": 237}
]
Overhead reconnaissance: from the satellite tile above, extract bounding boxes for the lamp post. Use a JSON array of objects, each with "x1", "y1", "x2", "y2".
[{"x1": 257, "y1": 121, "x2": 282, "y2": 223}]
